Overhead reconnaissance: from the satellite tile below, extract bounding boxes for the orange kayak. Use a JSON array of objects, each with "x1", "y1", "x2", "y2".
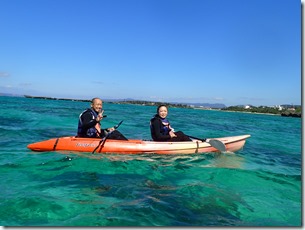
[{"x1": 27, "y1": 134, "x2": 251, "y2": 154}]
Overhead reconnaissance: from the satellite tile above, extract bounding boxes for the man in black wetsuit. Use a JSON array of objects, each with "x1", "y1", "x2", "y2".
[{"x1": 77, "y1": 97, "x2": 127, "y2": 140}]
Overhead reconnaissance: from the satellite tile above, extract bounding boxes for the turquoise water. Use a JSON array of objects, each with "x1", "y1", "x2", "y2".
[{"x1": 0, "y1": 96, "x2": 301, "y2": 226}]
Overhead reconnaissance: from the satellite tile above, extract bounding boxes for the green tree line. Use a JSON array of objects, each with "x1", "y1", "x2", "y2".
[{"x1": 222, "y1": 105, "x2": 301, "y2": 117}]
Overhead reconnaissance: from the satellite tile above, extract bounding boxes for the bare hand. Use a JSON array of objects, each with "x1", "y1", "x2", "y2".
[
  {"x1": 169, "y1": 131, "x2": 177, "y2": 138},
  {"x1": 108, "y1": 127, "x2": 115, "y2": 132},
  {"x1": 96, "y1": 111, "x2": 104, "y2": 121}
]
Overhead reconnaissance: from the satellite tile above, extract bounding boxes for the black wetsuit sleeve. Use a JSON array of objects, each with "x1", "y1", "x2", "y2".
[
  {"x1": 80, "y1": 110, "x2": 98, "y2": 129},
  {"x1": 151, "y1": 118, "x2": 171, "y2": 141}
]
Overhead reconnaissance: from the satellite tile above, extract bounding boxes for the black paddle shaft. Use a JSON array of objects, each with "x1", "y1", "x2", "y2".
[
  {"x1": 186, "y1": 135, "x2": 206, "y2": 142},
  {"x1": 92, "y1": 120, "x2": 124, "y2": 154},
  {"x1": 186, "y1": 134, "x2": 226, "y2": 152}
]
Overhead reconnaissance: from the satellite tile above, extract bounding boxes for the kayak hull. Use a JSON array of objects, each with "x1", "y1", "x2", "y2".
[{"x1": 27, "y1": 134, "x2": 251, "y2": 154}]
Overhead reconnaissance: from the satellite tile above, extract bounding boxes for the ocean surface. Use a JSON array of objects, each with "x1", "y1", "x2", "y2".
[{"x1": 0, "y1": 96, "x2": 302, "y2": 227}]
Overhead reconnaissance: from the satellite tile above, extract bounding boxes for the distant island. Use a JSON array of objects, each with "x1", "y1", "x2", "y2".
[
  {"x1": 24, "y1": 95, "x2": 91, "y2": 102},
  {"x1": 21, "y1": 95, "x2": 302, "y2": 118},
  {"x1": 113, "y1": 100, "x2": 302, "y2": 118},
  {"x1": 222, "y1": 105, "x2": 301, "y2": 118}
]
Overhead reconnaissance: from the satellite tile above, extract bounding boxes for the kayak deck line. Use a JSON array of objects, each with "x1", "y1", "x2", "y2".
[
  {"x1": 27, "y1": 134, "x2": 251, "y2": 155},
  {"x1": 53, "y1": 138, "x2": 59, "y2": 151}
]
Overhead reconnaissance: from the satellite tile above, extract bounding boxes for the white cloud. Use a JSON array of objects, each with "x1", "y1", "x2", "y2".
[
  {"x1": 0, "y1": 72, "x2": 10, "y2": 77},
  {"x1": 19, "y1": 83, "x2": 32, "y2": 87},
  {"x1": 92, "y1": 81, "x2": 104, "y2": 84}
]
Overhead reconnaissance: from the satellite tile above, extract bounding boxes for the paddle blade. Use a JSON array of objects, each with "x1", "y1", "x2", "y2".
[
  {"x1": 208, "y1": 139, "x2": 226, "y2": 152},
  {"x1": 114, "y1": 120, "x2": 123, "y2": 129}
]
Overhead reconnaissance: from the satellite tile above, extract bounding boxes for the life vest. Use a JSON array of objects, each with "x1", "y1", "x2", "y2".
[
  {"x1": 77, "y1": 108, "x2": 101, "y2": 137},
  {"x1": 150, "y1": 115, "x2": 175, "y2": 137}
]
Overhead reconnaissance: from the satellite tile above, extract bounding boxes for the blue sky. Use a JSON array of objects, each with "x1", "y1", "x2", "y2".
[{"x1": 0, "y1": 0, "x2": 301, "y2": 106}]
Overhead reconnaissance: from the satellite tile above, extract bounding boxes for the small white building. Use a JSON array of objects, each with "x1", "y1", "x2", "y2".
[
  {"x1": 274, "y1": 105, "x2": 283, "y2": 111},
  {"x1": 244, "y1": 105, "x2": 251, "y2": 109}
]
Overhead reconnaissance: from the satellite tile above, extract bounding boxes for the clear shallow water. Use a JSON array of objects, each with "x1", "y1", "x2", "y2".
[{"x1": 0, "y1": 96, "x2": 301, "y2": 226}]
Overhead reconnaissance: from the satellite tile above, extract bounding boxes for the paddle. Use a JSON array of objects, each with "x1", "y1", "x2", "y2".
[
  {"x1": 186, "y1": 134, "x2": 226, "y2": 152},
  {"x1": 92, "y1": 120, "x2": 124, "y2": 154}
]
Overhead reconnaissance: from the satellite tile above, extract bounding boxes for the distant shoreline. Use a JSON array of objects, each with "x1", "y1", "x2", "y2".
[
  {"x1": 23, "y1": 95, "x2": 91, "y2": 102},
  {"x1": 218, "y1": 108, "x2": 301, "y2": 118},
  {"x1": 217, "y1": 109, "x2": 280, "y2": 116},
  {"x1": 22, "y1": 95, "x2": 301, "y2": 118}
]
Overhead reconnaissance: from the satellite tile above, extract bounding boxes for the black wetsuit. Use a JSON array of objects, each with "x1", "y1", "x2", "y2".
[
  {"x1": 150, "y1": 115, "x2": 191, "y2": 142},
  {"x1": 77, "y1": 109, "x2": 127, "y2": 140}
]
